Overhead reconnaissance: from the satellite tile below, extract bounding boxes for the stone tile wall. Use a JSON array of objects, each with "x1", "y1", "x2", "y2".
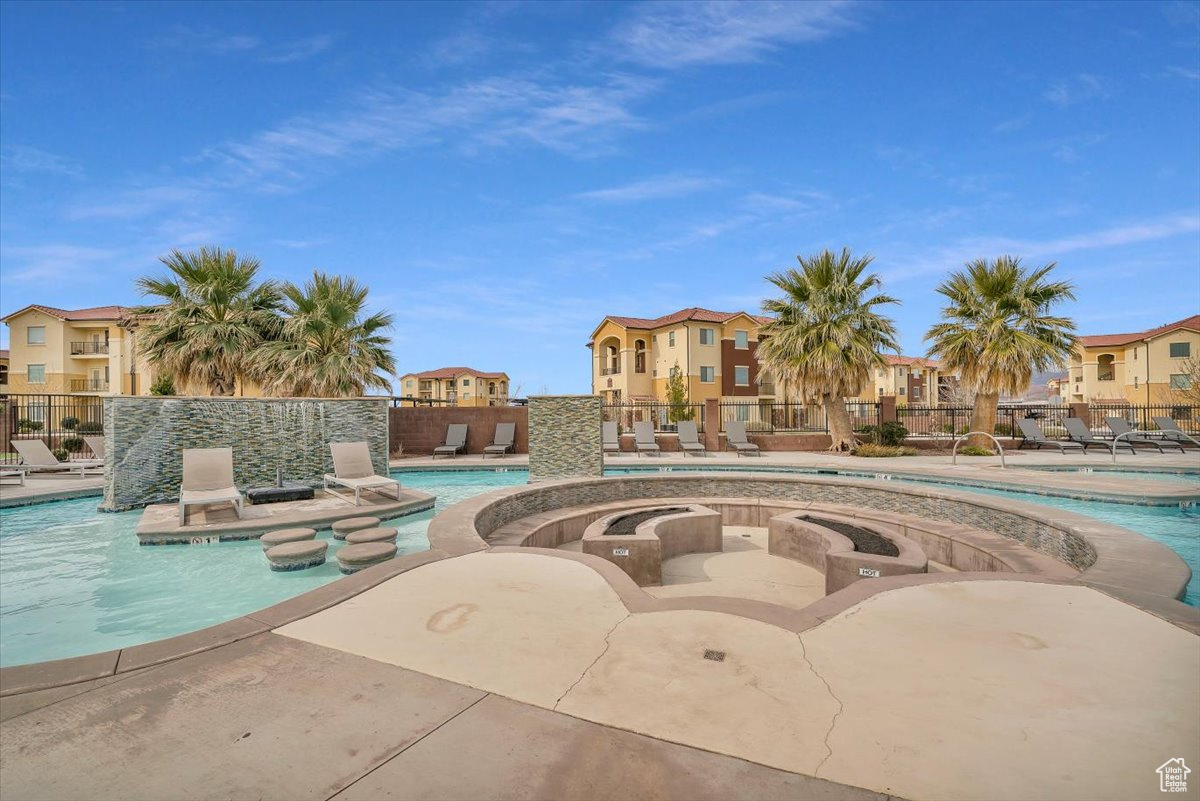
[
  {"x1": 528, "y1": 395, "x2": 602, "y2": 482},
  {"x1": 102, "y1": 397, "x2": 389, "y2": 511}
]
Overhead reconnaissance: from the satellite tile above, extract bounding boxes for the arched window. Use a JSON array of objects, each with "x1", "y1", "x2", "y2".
[{"x1": 634, "y1": 339, "x2": 646, "y2": 373}]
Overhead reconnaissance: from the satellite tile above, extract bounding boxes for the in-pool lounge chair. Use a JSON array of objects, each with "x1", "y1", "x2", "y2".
[
  {"x1": 634, "y1": 421, "x2": 660, "y2": 457},
  {"x1": 11, "y1": 439, "x2": 102, "y2": 477},
  {"x1": 179, "y1": 447, "x2": 244, "y2": 525},
  {"x1": 1063, "y1": 417, "x2": 1135, "y2": 453},
  {"x1": 724, "y1": 420, "x2": 761, "y2": 456},
  {"x1": 676, "y1": 420, "x2": 707, "y2": 456},
  {"x1": 324, "y1": 441, "x2": 402, "y2": 505},
  {"x1": 433, "y1": 424, "x2": 468, "y2": 459},
  {"x1": 84, "y1": 435, "x2": 105, "y2": 461},
  {"x1": 1016, "y1": 418, "x2": 1084, "y2": 453},
  {"x1": 1105, "y1": 418, "x2": 1185, "y2": 453},
  {"x1": 1152, "y1": 416, "x2": 1200, "y2": 448},
  {"x1": 483, "y1": 423, "x2": 516, "y2": 459},
  {"x1": 602, "y1": 421, "x2": 622, "y2": 455}
]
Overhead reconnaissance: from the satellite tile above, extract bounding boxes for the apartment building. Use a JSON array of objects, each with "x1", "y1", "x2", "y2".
[
  {"x1": 588, "y1": 307, "x2": 775, "y2": 404},
  {"x1": 397, "y1": 367, "x2": 510, "y2": 407},
  {"x1": 853, "y1": 355, "x2": 955, "y2": 406},
  {"x1": 0, "y1": 349, "x2": 8, "y2": 392},
  {"x1": 1066, "y1": 314, "x2": 1199, "y2": 404}
]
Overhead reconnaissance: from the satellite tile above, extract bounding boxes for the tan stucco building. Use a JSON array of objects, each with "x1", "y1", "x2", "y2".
[
  {"x1": 1066, "y1": 314, "x2": 1199, "y2": 405},
  {"x1": 853, "y1": 355, "x2": 955, "y2": 406},
  {"x1": 397, "y1": 367, "x2": 510, "y2": 407}
]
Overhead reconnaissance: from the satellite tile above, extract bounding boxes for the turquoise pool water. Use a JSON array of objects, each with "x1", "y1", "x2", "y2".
[
  {"x1": 1022, "y1": 467, "x2": 1200, "y2": 485},
  {"x1": 1, "y1": 467, "x2": 1195, "y2": 667}
]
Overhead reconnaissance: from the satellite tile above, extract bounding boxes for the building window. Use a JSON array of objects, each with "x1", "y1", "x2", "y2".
[
  {"x1": 0, "y1": 364, "x2": 7, "y2": 384},
  {"x1": 26, "y1": 326, "x2": 45, "y2": 345},
  {"x1": 877, "y1": 369, "x2": 885, "y2": 378},
  {"x1": 899, "y1": 367, "x2": 906, "y2": 376},
  {"x1": 899, "y1": 387, "x2": 906, "y2": 395},
  {"x1": 668, "y1": 332, "x2": 675, "y2": 347},
  {"x1": 27, "y1": 364, "x2": 46, "y2": 384},
  {"x1": 700, "y1": 366, "x2": 715, "y2": 383},
  {"x1": 734, "y1": 366, "x2": 749, "y2": 386},
  {"x1": 911, "y1": 388, "x2": 920, "y2": 401},
  {"x1": 1133, "y1": 348, "x2": 1138, "y2": 360},
  {"x1": 1169, "y1": 342, "x2": 1191, "y2": 358},
  {"x1": 699, "y1": 328, "x2": 714, "y2": 345},
  {"x1": 462, "y1": 378, "x2": 470, "y2": 387},
  {"x1": 406, "y1": 380, "x2": 414, "y2": 388},
  {"x1": 734, "y1": 330, "x2": 748, "y2": 349},
  {"x1": 1170, "y1": 374, "x2": 1192, "y2": 390}
]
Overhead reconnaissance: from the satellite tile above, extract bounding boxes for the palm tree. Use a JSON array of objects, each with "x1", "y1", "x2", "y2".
[
  {"x1": 925, "y1": 256, "x2": 1077, "y2": 450},
  {"x1": 758, "y1": 248, "x2": 900, "y2": 451},
  {"x1": 134, "y1": 247, "x2": 282, "y2": 396},
  {"x1": 250, "y1": 271, "x2": 396, "y2": 397}
]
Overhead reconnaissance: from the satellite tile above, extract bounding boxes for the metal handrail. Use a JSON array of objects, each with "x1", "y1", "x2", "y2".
[{"x1": 951, "y1": 431, "x2": 1006, "y2": 468}]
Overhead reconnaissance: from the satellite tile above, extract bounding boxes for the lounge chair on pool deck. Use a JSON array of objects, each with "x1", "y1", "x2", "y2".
[
  {"x1": 676, "y1": 420, "x2": 707, "y2": 456},
  {"x1": 1152, "y1": 416, "x2": 1200, "y2": 448},
  {"x1": 1017, "y1": 418, "x2": 1084, "y2": 453},
  {"x1": 1062, "y1": 417, "x2": 1135, "y2": 453},
  {"x1": 179, "y1": 447, "x2": 244, "y2": 525},
  {"x1": 433, "y1": 424, "x2": 468, "y2": 459},
  {"x1": 0, "y1": 468, "x2": 27, "y2": 486},
  {"x1": 1105, "y1": 417, "x2": 1186, "y2": 453},
  {"x1": 483, "y1": 423, "x2": 516, "y2": 459},
  {"x1": 602, "y1": 421, "x2": 622, "y2": 455},
  {"x1": 324, "y1": 441, "x2": 402, "y2": 505},
  {"x1": 11, "y1": 439, "x2": 102, "y2": 477},
  {"x1": 634, "y1": 421, "x2": 660, "y2": 457},
  {"x1": 724, "y1": 420, "x2": 761, "y2": 456},
  {"x1": 84, "y1": 435, "x2": 105, "y2": 461}
]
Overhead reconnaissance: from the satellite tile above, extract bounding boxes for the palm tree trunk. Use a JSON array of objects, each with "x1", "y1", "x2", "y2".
[
  {"x1": 969, "y1": 392, "x2": 1000, "y2": 450},
  {"x1": 824, "y1": 393, "x2": 856, "y2": 452}
]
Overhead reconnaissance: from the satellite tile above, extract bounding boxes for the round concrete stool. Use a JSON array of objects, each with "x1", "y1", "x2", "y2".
[
  {"x1": 260, "y1": 527, "x2": 317, "y2": 551},
  {"x1": 337, "y1": 542, "x2": 397, "y2": 574},
  {"x1": 345, "y1": 526, "x2": 398, "y2": 545},
  {"x1": 331, "y1": 516, "x2": 381, "y2": 541},
  {"x1": 265, "y1": 541, "x2": 328, "y2": 572}
]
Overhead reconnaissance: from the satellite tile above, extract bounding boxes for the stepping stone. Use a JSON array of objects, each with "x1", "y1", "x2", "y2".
[
  {"x1": 345, "y1": 526, "x2": 398, "y2": 545},
  {"x1": 265, "y1": 540, "x2": 328, "y2": 572},
  {"x1": 260, "y1": 527, "x2": 317, "y2": 551},
  {"x1": 331, "y1": 516, "x2": 381, "y2": 541},
  {"x1": 337, "y1": 542, "x2": 397, "y2": 574}
]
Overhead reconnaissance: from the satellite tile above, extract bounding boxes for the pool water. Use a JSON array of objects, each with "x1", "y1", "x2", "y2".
[
  {"x1": 1, "y1": 467, "x2": 1195, "y2": 667},
  {"x1": 1023, "y1": 467, "x2": 1200, "y2": 485}
]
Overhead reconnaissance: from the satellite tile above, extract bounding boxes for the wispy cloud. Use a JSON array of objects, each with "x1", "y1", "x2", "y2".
[
  {"x1": 1043, "y1": 73, "x2": 1108, "y2": 106},
  {"x1": 574, "y1": 173, "x2": 722, "y2": 202},
  {"x1": 0, "y1": 244, "x2": 122, "y2": 283},
  {"x1": 610, "y1": 0, "x2": 858, "y2": 69},
  {"x1": 273, "y1": 238, "x2": 330, "y2": 250},
  {"x1": 65, "y1": 185, "x2": 209, "y2": 221},
  {"x1": 149, "y1": 29, "x2": 332, "y2": 63},
  {"x1": 0, "y1": 145, "x2": 82, "y2": 177},
  {"x1": 263, "y1": 35, "x2": 335, "y2": 64},
  {"x1": 992, "y1": 112, "x2": 1032, "y2": 133},
  {"x1": 1164, "y1": 65, "x2": 1200, "y2": 81}
]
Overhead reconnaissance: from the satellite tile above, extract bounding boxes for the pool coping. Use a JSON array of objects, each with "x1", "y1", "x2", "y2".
[{"x1": 3, "y1": 470, "x2": 1198, "y2": 698}]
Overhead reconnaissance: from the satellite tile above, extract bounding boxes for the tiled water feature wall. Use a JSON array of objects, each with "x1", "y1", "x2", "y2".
[
  {"x1": 528, "y1": 395, "x2": 603, "y2": 482},
  {"x1": 101, "y1": 396, "x2": 389, "y2": 511}
]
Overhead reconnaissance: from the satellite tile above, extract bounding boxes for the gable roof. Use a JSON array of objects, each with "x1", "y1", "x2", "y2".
[
  {"x1": 592, "y1": 307, "x2": 773, "y2": 340},
  {"x1": 884, "y1": 355, "x2": 941, "y2": 368},
  {"x1": 1, "y1": 304, "x2": 132, "y2": 323},
  {"x1": 1079, "y1": 314, "x2": 1200, "y2": 348},
  {"x1": 402, "y1": 367, "x2": 508, "y2": 380}
]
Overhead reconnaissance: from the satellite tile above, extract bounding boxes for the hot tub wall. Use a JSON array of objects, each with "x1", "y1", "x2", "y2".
[{"x1": 101, "y1": 396, "x2": 389, "y2": 511}]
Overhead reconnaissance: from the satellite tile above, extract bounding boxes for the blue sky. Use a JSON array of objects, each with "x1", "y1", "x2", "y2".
[{"x1": 2, "y1": 0, "x2": 1198, "y2": 394}]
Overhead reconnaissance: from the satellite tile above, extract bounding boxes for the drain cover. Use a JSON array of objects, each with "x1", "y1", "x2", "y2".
[{"x1": 703, "y1": 649, "x2": 726, "y2": 662}]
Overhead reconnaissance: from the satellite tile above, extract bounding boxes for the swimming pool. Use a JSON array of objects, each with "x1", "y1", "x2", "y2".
[
  {"x1": 1, "y1": 468, "x2": 1195, "y2": 667},
  {"x1": 1021, "y1": 467, "x2": 1200, "y2": 485}
]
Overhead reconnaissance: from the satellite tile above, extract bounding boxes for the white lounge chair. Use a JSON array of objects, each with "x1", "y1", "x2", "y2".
[
  {"x1": 634, "y1": 421, "x2": 660, "y2": 456},
  {"x1": 84, "y1": 435, "x2": 105, "y2": 461},
  {"x1": 0, "y1": 468, "x2": 27, "y2": 486},
  {"x1": 602, "y1": 421, "x2": 622, "y2": 455},
  {"x1": 179, "y1": 447, "x2": 244, "y2": 525},
  {"x1": 676, "y1": 420, "x2": 707, "y2": 456},
  {"x1": 433, "y1": 424, "x2": 468, "y2": 459},
  {"x1": 483, "y1": 423, "x2": 516, "y2": 459},
  {"x1": 724, "y1": 421, "x2": 761, "y2": 456},
  {"x1": 12, "y1": 439, "x2": 102, "y2": 477},
  {"x1": 324, "y1": 441, "x2": 401, "y2": 506}
]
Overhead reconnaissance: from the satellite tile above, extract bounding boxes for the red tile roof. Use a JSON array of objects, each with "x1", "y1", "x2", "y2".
[
  {"x1": 597, "y1": 307, "x2": 773, "y2": 335},
  {"x1": 405, "y1": 367, "x2": 508, "y2": 380},
  {"x1": 1078, "y1": 314, "x2": 1200, "y2": 347},
  {"x1": 1, "y1": 304, "x2": 132, "y2": 323},
  {"x1": 0, "y1": 349, "x2": 8, "y2": 360},
  {"x1": 884, "y1": 355, "x2": 941, "y2": 368}
]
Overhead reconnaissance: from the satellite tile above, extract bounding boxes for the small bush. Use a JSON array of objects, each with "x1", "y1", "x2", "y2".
[
  {"x1": 150, "y1": 375, "x2": 176, "y2": 396},
  {"x1": 52, "y1": 448, "x2": 69, "y2": 462},
  {"x1": 993, "y1": 422, "x2": 1013, "y2": 437},
  {"x1": 60, "y1": 416, "x2": 79, "y2": 430},
  {"x1": 61, "y1": 436, "x2": 86, "y2": 453},
  {"x1": 17, "y1": 419, "x2": 43, "y2": 434},
  {"x1": 957, "y1": 445, "x2": 995, "y2": 456},
  {"x1": 854, "y1": 444, "x2": 919, "y2": 457},
  {"x1": 76, "y1": 421, "x2": 104, "y2": 435}
]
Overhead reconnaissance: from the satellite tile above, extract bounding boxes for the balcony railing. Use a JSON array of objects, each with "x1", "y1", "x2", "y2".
[
  {"x1": 70, "y1": 379, "x2": 109, "y2": 392},
  {"x1": 1098, "y1": 373, "x2": 1114, "y2": 382},
  {"x1": 70, "y1": 341, "x2": 109, "y2": 355},
  {"x1": 600, "y1": 366, "x2": 621, "y2": 376}
]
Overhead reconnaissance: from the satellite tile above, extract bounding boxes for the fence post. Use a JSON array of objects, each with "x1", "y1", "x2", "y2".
[
  {"x1": 704, "y1": 398, "x2": 720, "y2": 451},
  {"x1": 1069, "y1": 401, "x2": 1090, "y2": 428},
  {"x1": 879, "y1": 395, "x2": 897, "y2": 424}
]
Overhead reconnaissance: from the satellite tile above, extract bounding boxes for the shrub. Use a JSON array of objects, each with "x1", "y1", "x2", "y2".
[
  {"x1": 52, "y1": 448, "x2": 69, "y2": 462},
  {"x1": 76, "y1": 421, "x2": 104, "y2": 434},
  {"x1": 17, "y1": 418, "x2": 43, "y2": 434},
  {"x1": 957, "y1": 445, "x2": 994, "y2": 456},
  {"x1": 150, "y1": 375, "x2": 176, "y2": 396},
  {"x1": 60, "y1": 416, "x2": 79, "y2": 430},
  {"x1": 877, "y1": 420, "x2": 908, "y2": 446},
  {"x1": 854, "y1": 443, "x2": 919, "y2": 457},
  {"x1": 993, "y1": 422, "x2": 1013, "y2": 437},
  {"x1": 61, "y1": 436, "x2": 86, "y2": 453}
]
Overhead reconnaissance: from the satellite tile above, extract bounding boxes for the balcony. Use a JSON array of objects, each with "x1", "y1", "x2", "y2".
[
  {"x1": 600, "y1": 366, "x2": 621, "y2": 376},
  {"x1": 757, "y1": 382, "x2": 776, "y2": 396},
  {"x1": 1098, "y1": 373, "x2": 1114, "y2": 382},
  {"x1": 70, "y1": 379, "x2": 109, "y2": 392},
  {"x1": 70, "y1": 341, "x2": 109, "y2": 356}
]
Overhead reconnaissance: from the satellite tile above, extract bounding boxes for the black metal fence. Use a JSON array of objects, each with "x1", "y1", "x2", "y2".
[
  {"x1": 716, "y1": 401, "x2": 881, "y2": 434},
  {"x1": 896, "y1": 404, "x2": 1074, "y2": 439},
  {"x1": 1, "y1": 393, "x2": 106, "y2": 465},
  {"x1": 1089, "y1": 403, "x2": 1200, "y2": 435},
  {"x1": 603, "y1": 402, "x2": 706, "y2": 433}
]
